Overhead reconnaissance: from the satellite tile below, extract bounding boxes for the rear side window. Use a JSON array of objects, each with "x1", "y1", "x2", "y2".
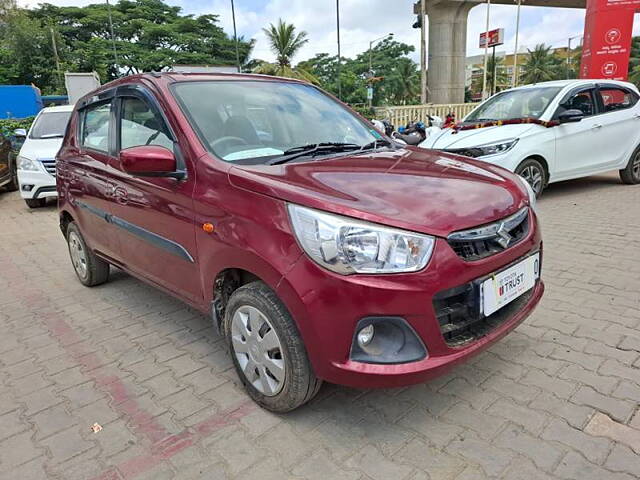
[
  {"x1": 81, "y1": 102, "x2": 111, "y2": 152},
  {"x1": 120, "y1": 97, "x2": 173, "y2": 151},
  {"x1": 599, "y1": 87, "x2": 638, "y2": 112}
]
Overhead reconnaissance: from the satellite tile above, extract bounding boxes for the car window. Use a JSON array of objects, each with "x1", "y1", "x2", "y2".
[
  {"x1": 30, "y1": 111, "x2": 72, "y2": 139},
  {"x1": 465, "y1": 87, "x2": 562, "y2": 122},
  {"x1": 120, "y1": 97, "x2": 173, "y2": 151},
  {"x1": 558, "y1": 90, "x2": 596, "y2": 117},
  {"x1": 172, "y1": 81, "x2": 378, "y2": 164},
  {"x1": 81, "y1": 102, "x2": 111, "y2": 152},
  {"x1": 599, "y1": 87, "x2": 638, "y2": 112}
]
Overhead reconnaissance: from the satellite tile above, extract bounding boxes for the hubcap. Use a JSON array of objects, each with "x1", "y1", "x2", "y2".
[
  {"x1": 520, "y1": 165, "x2": 544, "y2": 195},
  {"x1": 633, "y1": 152, "x2": 640, "y2": 180},
  {"x1": 230, "y1": 305, "x2": 285, "y2": 396},
  {"x1": 68, "y1": 231, "x2": 88, "y2": 278}
]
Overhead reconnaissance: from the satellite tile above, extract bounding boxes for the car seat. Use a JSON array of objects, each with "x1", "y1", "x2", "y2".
[{"x1": 223, "y1": 116, "x2": 260, "y2": 145}]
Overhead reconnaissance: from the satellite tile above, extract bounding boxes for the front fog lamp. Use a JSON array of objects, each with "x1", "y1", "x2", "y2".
[
  {"x1": 288, "y1": 204, "x2": 435, "y2": 275},
  {"x1": 350, "y1": 317, "x2": 427, "y2": 365}
]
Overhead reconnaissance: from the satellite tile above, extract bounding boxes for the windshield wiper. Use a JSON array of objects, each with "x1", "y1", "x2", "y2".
[
  {"x1": 356, "y1": 138, "x2": 394, "y2": 152},
  {"x1": 266, "y1": 142, "x2": 361, "y2": 165}
]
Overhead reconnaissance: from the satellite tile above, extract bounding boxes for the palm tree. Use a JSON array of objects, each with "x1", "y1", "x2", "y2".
[
  {"x1": 253, "y1": 19, "x2": 317, "y2": 83},
  {"x1": 472, "y1": 55, "x2": 509, "y2": 96},
  {"x1": 521, "y1": 44, "x2": 562, "y2": 84}
]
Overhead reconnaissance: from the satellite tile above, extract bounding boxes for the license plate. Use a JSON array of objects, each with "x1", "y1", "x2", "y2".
[{"x1": 482, "y1": 253, "x2": 540, "y2": 317}]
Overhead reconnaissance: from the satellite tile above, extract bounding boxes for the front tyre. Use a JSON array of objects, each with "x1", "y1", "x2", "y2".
[
  {"x1": 6, "y1": 161, "x2": 18, "y2": 192},
  {"x1": 225, "y1": 281, "x2": 322, "y2": 412},
  {"x1": 620, "y1": 146, "x2": 640, "y2": 185},
  {"x1": 516, "y1": 158, "x2": 547, "y2": 198},
  {"x1": 25, "y1": 198, "x2": 47, "y2": 209},
  {"x1": 66, "y1": 222, "x2": 110, "y2": 287}
]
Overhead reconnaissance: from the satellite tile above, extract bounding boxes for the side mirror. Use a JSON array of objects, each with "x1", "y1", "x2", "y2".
[
  {"x1": 558, "y1": 109, "x2": 585, "y2": 124},
  {"x1": 119, "y1": 145, "x2": 185, "y2": 180},
  {"x1": 14, "y1": 128, "x2": 27, "y2": 137}
]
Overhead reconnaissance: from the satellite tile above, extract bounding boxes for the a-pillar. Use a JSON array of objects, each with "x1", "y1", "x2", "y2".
[{"x1": 425, "y1": 0, "x2": 477, "y2": 104}]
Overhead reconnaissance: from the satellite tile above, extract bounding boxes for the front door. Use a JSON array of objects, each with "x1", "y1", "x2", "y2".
[
  {"x1": 553, "y1": 87, "x2": 604, "y2": 179},
  {"x1": 107, "y1": 88, "x2": 201, "y2": 303}
]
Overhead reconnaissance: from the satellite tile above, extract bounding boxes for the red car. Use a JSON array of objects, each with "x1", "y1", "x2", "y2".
[{"x1": 57, "y1": 73, "x2": 543, "y2": 412}]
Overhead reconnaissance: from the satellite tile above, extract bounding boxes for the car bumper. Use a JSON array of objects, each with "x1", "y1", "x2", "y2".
[
  {"x1": 277, "y1": 211, "x2": 543, "y2": 389},
  {"x1": 18, "y1": 170, "x2": 57, "y2": 200}
]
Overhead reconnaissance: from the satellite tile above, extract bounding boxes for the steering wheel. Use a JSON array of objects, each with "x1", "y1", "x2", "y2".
[{"x1": 210, "y1": 136, "x2": 249, "y2": 155}]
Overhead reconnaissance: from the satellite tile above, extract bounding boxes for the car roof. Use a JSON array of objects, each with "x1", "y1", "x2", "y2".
[
  {"x1": 39, "y1": 104, "x2": 75, "y2": 113},
  {"x1": 509, "y1": 79, "x2": 635, "y2": 91}
]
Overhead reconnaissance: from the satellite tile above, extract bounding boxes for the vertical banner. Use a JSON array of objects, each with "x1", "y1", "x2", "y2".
[{"x1": 580, "y1": 0, "x2": 639, "y2": 80}]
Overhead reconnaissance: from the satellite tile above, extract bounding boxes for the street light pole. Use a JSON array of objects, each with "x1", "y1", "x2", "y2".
[
  {"x1": 231, "y1": 0, "x2": 241, "y2": 73},
  {"x1": 567, "y1": 34, "x2": 582, "y2": 79},
  {"x1": 336, "y1": 0, "x2": 342, "y2": 99},
  {"x1": 420, "y1": 0, "x2": 427, "y2": 104},
  {"x1": 368, "y1": 33, "x2": 393, "y2": 108},
  {"x1": 482, "y1": 0, "x2": 491, "y2": 100},
  {"x1": 105, "y1": 0, "x2": 119, "y2": 72},
  {"x1": 512, "y1": 0, "x2": 522, "y2": 88}
]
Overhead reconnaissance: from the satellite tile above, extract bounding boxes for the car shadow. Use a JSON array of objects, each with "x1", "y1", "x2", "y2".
[{"x1": 540, "y1": 171, "x2": 623, "y2": 201}]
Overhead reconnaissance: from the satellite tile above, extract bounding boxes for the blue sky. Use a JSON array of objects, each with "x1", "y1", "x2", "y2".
[{"x1": 19, "y1": 0, "x2": 596, "y2": 63}]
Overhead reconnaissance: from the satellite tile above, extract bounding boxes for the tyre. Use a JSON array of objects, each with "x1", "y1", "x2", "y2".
[
  {"x1": 224, "y1": 281, "x2": 322, "y2": 412},
  {"x1": 6, "y1": 161, "x2": 18, "y2": 192},
  {"x1": 515, "y1": 158, "x2": 547, "y2": 198},
  {"x1": 66, "y1": 222, "x2": 110, "y2": 287},
  {"x1": 25, "y1": 198, "x2": 47, "y2": 208},
  {"x1": 619, "y1": 145, "x2": 640, "y2": 185}
]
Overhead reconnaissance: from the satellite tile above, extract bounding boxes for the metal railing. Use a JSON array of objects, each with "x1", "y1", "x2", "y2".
[{"x1": 374, "y1": 103, "x2": 478, "y2": 126}]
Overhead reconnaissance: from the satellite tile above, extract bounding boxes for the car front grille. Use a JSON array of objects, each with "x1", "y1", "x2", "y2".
[
  {"x1": 433, "y1": 278, "x2": 535, "y2": 347},
  {"x1": 447, "y1": 207, "x2": 529, "y2": 261},
  {"x1": 40, "y1": 158, "x2": 56, "y2": 177}
]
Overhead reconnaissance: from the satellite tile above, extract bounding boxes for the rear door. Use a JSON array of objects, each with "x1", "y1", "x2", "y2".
[
  {"x1": 65, "y1": 92, "x2": 121, "y2": 261},
  {"x1": 594, "y1": 84, "x2": 640, "y2": 170},
  {"x1": 107, "y1": 86, "x2": 201, "y2": 303},
  {"x1": 553, "y1": 86, "x2": 604, "y2": 178}
]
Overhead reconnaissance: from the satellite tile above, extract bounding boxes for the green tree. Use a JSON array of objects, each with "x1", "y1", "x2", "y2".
[
  {"x1": 253, "y1": 19, "x2": 316, "y2": 82},
  {"x1": 521, "y1": 44, "x2": 563, "y2": 84},
  {"x1": 472, "y1": 55, "x2": 509, "y2": 95}
]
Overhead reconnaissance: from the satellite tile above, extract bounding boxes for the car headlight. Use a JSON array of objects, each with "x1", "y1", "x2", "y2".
[
  {"x1": 288, "y1": 204, "x2": 435, "y2": 275},
  {"x1": 516, "y1": 175, "x2": 537, "y2": 211},
  {"x1": 448, "y1": 139, "x2": 519, "y2": 158},
  {"x1": 17, "y1": 156, "x2": 40, "y2": 172}
]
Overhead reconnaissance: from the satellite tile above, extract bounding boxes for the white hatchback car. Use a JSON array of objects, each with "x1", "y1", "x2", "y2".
[
  {"x1": 420, "y1": 80, "x2": 640, "y2": 196},
  {"x1": 17, "y1": 105, "x2": 73, "y2": 208}
]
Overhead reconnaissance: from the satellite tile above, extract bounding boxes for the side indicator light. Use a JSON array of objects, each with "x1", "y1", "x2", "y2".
[{"x1": 202, "y1": 223, "x2": 215, "y2": 233}]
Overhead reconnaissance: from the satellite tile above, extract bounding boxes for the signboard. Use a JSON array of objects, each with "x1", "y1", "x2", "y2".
[
  {"x1": 367, "y1": 87, "x2": 374, "y2": 100},
  {"x1": 479, "y1": 28, "x2": 504, "y2": 49},
  {"x1": 580, "y1": 0, "x2": 637, "y2": 81}
]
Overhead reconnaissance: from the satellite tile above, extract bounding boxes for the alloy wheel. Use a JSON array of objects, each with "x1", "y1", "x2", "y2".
[
  {"x1": 520, "y1": 165, "x2": 544, "y2": 195},
  {"x1": 230, "y1": 305, "x2": 286, "y2": 396},
  {"x1": 68, "y1": 231, "x2": 88, "y2": 278}
]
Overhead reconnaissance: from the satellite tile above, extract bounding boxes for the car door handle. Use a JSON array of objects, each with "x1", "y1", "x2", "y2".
[
  {"x1": 634, "y1": 113, "x2": 640, "y2": 120},
  {"x1": 591, "y1": 124, "x2": 603, "y2": 129}
]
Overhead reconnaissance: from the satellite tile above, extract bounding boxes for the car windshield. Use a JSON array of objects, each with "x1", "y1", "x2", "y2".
[
  {"x1": 30, "y1": 111, "x2": 72, "y2": 139},
  {"x1": 465, "y1": 87, "x2": 562, "y2": 122},
  {"x1": 172, "y1": 80, "x2": 380, "y2": 164}
]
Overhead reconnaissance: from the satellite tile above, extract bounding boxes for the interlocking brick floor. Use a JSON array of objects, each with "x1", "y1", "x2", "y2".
[{"x1": 0, "y1": 172, "x2": 638, "y2": 479}]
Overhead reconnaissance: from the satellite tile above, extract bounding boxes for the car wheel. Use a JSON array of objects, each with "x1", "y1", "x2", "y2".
[
  {"x1": 225, "y1": 281, "x2": 322, "y2": 412},
  {"x1": 25, "y1": 198, "x2": 47, "y2": 208},
  {"x1": 66, "y1": 222, "x2": 110, "y2": 287},
  {"x1": 619, "y1": 146, "x2": 640, "y2": 185},
  {"x1": 516, "y1": 158, "x2": 547, "y2": 198},
  {"x1": 6, "y1": 161, "x2": 18, "y2": 192}
]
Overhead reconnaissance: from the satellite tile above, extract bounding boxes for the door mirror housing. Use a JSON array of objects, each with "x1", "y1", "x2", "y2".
[
  {"x1": 13, "y1": 128, "x2": 27, "y2": 138},
  {"x1": 119, "y1": 145, "x2": 185, "y2": 180},
  {"x1": 558, "y1": 109, "x2": 585, "y2": 124}
]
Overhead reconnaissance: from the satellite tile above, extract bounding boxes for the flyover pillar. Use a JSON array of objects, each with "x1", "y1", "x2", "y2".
[{"x1": 425, "y1": 0, "x2": 476, "y2": 104}]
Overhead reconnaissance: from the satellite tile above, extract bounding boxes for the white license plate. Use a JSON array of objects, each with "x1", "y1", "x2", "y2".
[{"x1": 482, "y1": 253, "x2": 540, "y2": 317}]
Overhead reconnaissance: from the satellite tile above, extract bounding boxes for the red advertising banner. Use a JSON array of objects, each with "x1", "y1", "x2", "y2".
[
  {"x1": 479, "y1": 28, "x2": 505, "y2": 49},
  {"x1": 579, "y1": 0, "x2": 638, "y2": 80}
]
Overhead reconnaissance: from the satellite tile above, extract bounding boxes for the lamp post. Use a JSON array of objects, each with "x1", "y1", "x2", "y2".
[
  {"x1": 567, "y1": 34, "x2": 582, "y2": 79},
  {"x1": 368, "y1": 33, "x2": 393, "y2": 108},
  {"x1": 336, "y1": 0, "x2": 342, "y2": 99},
  {"x1": 512, "y1": 0, "x2": 523, "y2": 88},
  {"x1": 231, "y1": 0, "x2": 241, "y2": 73},
  {"x1": 481, "y1": 0, "x2": 491, "y2": 100},
  {"x1": 105, "y1": 0, "x2": 119, "y2": 72}
]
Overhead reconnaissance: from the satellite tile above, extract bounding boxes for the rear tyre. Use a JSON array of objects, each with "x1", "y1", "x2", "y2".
[
  {"x1": 25, "y1": 198, "x2": 47, "y2": 209},
  {"x1": 619, "y1": 146, "x2": 640, "y2": 185},
  {"x1": 6, "y1": 161, "x2": 18, "y2": 192},
  {"x1": 66, "y1": 222, "x2": 110, "y2": 287},
  {"x1": 515, "y1": 158, "x2": 547, "y2": 198},
  {"x1": 224, "y1": 281, "x2": 322, "y2": 412}
]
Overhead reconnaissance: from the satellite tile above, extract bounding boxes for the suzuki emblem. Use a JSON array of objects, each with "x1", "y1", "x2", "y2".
[{"x1": 495, "y1": 223, "x2": 513, "y2": 249}]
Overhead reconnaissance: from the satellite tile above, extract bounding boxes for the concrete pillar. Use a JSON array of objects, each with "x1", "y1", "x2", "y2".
[{"x1": 425, "y1": 0, "x2": 476, "y2": 104}]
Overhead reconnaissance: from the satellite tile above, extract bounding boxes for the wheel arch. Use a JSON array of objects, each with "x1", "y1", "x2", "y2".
[{"x1": 517, "y1": 155, "x2": 550, "y2": 186}]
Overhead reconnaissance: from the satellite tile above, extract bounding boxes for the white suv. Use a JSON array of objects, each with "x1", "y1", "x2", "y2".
[
  {"x1": 420, "y1": 80, "x2": 640, "y2": 196},
  {"x1": 17, "y1": 105, "x2": 73, "y2": 208}
]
